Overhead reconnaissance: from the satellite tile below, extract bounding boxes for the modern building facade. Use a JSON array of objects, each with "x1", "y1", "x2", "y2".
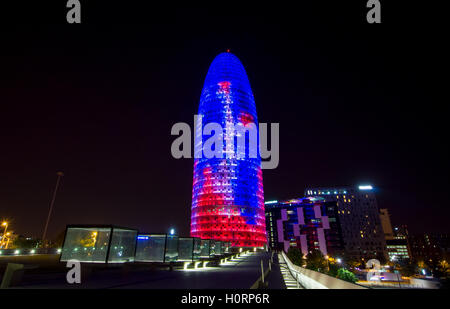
[
  {"x1": 386, "y1": 239, "x2": 410, "y2": 261},
  {"x1": 379, "y1": 208, "x2": 394, "y2": 240},
  {"x1": 387, "y1": 225, "x2": 411, "y2": 261},
  {"x1": 379, "y1": 208, "x2": 411, "y2": 261},
  {"x1": 265, "y1": 197, "x2": 344, "y2": 257},
  {"x1": 190, "y1": 52, "x2": 266, "y2": 247},
  {"x1": 304, "y1": 185, "x2": 387, "y2": 260}
]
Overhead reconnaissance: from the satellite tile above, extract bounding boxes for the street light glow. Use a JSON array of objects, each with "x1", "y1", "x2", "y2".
[
  {"x1": 358, "y1": 185, "x2": 373, "y2": 190},
  {"x1": 264, "y1": 200, "x2": 278, "y2": 205}
]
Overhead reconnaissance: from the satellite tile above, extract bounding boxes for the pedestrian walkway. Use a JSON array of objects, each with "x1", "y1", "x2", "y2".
[{"x1": 264, "y1": 252, "x2": 286, "y2": 289}]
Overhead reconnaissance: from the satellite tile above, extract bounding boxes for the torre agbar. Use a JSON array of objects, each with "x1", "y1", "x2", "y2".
[{"x1": 190, "y1": 52, "x2": 266, "y2": 247}]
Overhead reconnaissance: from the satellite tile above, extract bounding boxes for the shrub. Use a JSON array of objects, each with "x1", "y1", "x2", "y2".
[{"x1": 337, "y1": 268, "x2": 358, "y2": 283}]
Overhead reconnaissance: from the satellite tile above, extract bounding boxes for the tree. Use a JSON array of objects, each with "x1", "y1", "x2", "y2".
[
  {"x1": 340, "y1": 252, "x2": 363, "y2": 270},
  {"x1": 305, "y1": 249, "x2": 327, "y2": 272},
  {"x1": 398, "y1": 262, "x2": 417, "y2": 277},
  {"x1": 12, "y1": 236, "x2": 39, "y2": 249},
  {"x1": 287, "y1": 247, "x2": 305, "y2": 267},
  {"x1": 417, "y1": 260, "x2": 428, "y2": 272},
  {"x1": 337, "y1": 268, "x2": 358, "y2": 283},
  {"x1": 436, "y1": 260, "x2": 450, "y2": 278}
]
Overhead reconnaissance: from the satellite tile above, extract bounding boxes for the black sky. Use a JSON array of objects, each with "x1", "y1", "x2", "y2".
[{"x1": 0, "y1": 2, "x2": 448, "y2": 239}]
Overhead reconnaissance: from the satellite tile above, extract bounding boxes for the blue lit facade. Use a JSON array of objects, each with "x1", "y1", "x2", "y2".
[{"x1": 190, "y1": 52, "x2": 266, "y2": 247}]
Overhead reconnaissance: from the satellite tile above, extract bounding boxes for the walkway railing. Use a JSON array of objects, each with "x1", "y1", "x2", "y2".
[{"x1": 281, "y1": 251, "x2": 367, "y2": 289}]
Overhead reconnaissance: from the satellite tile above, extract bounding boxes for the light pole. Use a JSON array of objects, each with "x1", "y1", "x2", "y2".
[
  {"x1": 4, "y1": 232, "x2": 11, "y2": 249},
  {"x1": 1, "y1": 222, "x2": 8, "y2": 248},
  {"x1": 42, "y1": 172, "x2": 64, "y2": 247}
]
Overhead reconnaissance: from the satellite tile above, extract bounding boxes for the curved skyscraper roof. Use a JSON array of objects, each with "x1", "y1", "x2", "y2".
[{"x1": 190, "y1": 52, "x2": 266, "y2": 247}]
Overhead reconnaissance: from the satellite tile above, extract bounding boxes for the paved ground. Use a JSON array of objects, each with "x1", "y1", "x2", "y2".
[
  {"x1": 265, "y1": 252, "x2": 286, "y2": 289},
  {"x1": 8, "y1": 251, "x2": 285, "y2": 289}
]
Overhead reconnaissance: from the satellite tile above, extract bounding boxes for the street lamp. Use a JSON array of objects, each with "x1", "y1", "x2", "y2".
[
  {"x1": 1, "y1": 222, "x2": 8, "y2": 249},
  {"x1": 169, "y1": 228, "x2": 175, "y2": 236},
  {"x1": 325, "y1": 255, "x2": 330, "y2": 272},
  {"x1": 4, "y1": 232, "x2": 11, "y2": 249}
]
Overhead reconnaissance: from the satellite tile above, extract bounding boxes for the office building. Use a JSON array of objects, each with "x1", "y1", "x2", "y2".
[
  {"x1": 379, "y1": 208, "x2": 394, "y2": 240},
  {"x1": 409, "y1": 233, "x2": 450, "y2": 264},
  {"x1": 190, "y1": 52, "x2": 266, "y2": 247},
  {"x1": 264, "y1": 197, "x2": 344, "y2": 257},
  {"x1": 305, "y1": 185, "x2": 387, "y2": 260}
]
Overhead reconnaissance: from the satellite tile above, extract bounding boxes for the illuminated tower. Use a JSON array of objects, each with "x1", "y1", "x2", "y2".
[{"x1": 190, "y1": 52, "x2": 266, "y2": 247}]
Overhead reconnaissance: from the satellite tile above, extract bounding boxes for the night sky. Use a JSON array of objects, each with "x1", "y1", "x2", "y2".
[{"x1": 1, "y1": 2, "x2": 447, "y2": 239}]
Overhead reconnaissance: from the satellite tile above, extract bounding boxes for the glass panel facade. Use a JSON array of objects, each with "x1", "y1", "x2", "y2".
[
  {"x1": 107, "y1": 228, "x2": 137, "y2": 263},
  {"x1": 214, "y1": 241, "x2": 223, "y2": 255},
  {"x1": 164, "y1": 235, "x2": 179, "y2": 262},
  {"x1": 135, "y1": 234, "x2": 166, "y2": 262},
  {"x1": 210, "y1": 239, "x2": 217, "y2": 256},
  {"x1": 60, "y1": 227, "x2": 111, "y2": 263},
  {"x1": 223, "y1": 241, "x2": 231, "y2": 253},
  {"x1": 199, "y1": 239, "x2": 210, "y2": 258},
  {"x1": 193, "y1": 238, "x2": 202, "y2": 260},
  {"x1": 61, "y1": 227, "x2": 231, "y2": 264},
  {"x1": 178, "y1": 237, "x2": 194, "y2": 261}
]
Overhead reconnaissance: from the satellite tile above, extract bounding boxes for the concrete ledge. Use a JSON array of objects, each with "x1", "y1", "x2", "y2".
[
  {"x1": 1, "y1": 263, "x2": 39, "y2": 288},
  {"x1": 282, "y1": 251, "x2": 367, "y2": 289}
]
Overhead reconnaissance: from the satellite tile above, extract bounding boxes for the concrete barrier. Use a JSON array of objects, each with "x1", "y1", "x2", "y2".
[
  {"x1": 282, "y1": 251, "x2": 367, "y2": 289},
  {"x1": 0, "y1": 263, "x2": 38, "y2": 288}
]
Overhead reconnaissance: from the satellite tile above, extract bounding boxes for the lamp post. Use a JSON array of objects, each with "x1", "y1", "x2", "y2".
[
  {"x1": 4, "y1": 232, "x2": 11, "y2": 249},
  {"x1": 1, "y1": 222, "x2": 8, "y2": 248},
  {"x1": 42, "y1": 172, "x2": 64, "y2": 247}
]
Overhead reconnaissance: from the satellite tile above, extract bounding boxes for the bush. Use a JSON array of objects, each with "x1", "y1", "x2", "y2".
[
  {"x1": 287, "y1": 247, "x2": 304, "y2": 267},
  {"x1": 337, "y1": 268, "x2": 358, "y2": 283}
]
